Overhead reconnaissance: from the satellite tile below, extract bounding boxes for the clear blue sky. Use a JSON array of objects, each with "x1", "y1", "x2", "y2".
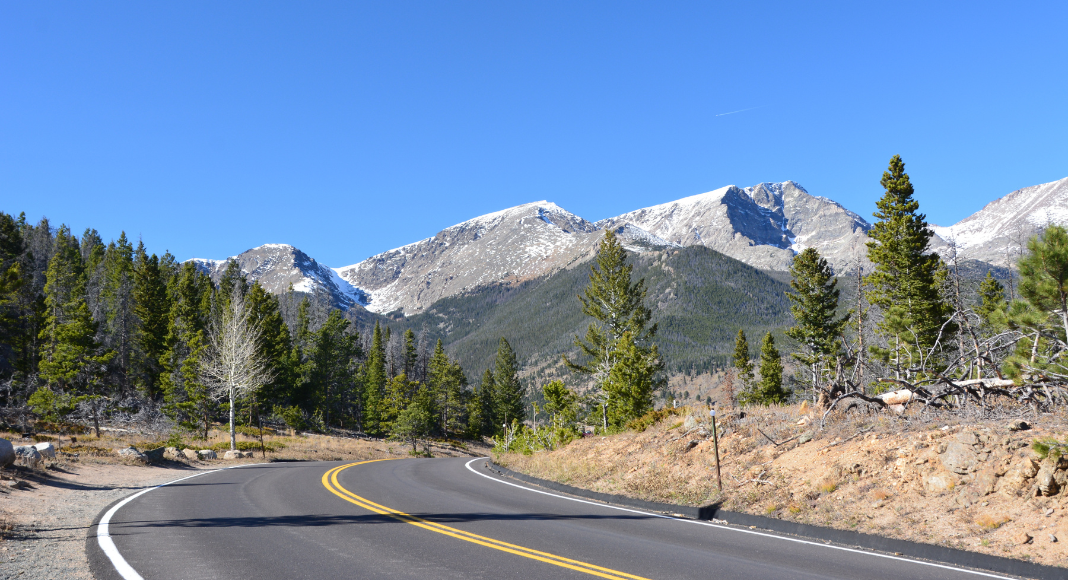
[{"x1": 3, "y1": 2, "x2": 1065, "y2": 266}]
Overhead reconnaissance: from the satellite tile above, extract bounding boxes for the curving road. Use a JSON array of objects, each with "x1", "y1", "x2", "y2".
[{"x1": 89, "y1": 458, "x2": 1015, "y2": 580}]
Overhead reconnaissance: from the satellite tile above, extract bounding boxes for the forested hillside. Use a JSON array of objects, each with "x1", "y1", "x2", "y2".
[{"x1": 406, "y1": 245, "x2": 793, "y2": 383}]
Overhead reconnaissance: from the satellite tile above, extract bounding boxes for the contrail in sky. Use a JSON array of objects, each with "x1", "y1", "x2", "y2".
[{"x1": 715, "y1": 106, "x2": 762, "y2": 117}]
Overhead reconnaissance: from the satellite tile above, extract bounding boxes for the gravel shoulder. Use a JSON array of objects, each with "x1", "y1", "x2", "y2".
[{"x1": 1, "y1": 459, "x2": 214, "y2": 580}]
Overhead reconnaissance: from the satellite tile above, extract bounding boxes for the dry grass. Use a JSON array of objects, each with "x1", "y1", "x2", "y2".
[
  {"x1": 872, "y1": 488, "x2": 892, "y2": 501},
  {"x1": 976, "y1": 514, "x2": 1011, "y2": 530}
]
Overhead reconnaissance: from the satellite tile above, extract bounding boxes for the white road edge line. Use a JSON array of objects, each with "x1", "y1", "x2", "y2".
[
  {"x1": 464, "y1": 458, "x2": 1016, "y2": 580},
  {"x1": 97, "y1": 463, "x2": 271, "y2": 580}
]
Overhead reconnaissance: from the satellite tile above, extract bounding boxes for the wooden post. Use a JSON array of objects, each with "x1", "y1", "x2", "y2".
[{"x1": 710, "y1": 408, "x2": 722, "y2": 493}]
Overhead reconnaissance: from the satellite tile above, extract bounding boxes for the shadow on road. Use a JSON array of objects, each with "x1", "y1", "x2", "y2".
[{"x1": 108, "y1": 511, "x2": 658, "y2": 534}]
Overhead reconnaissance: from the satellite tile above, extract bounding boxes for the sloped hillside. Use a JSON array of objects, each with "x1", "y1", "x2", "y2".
[{"x1": 500, "y1": 405, "x2": 1068, "y2": 568}]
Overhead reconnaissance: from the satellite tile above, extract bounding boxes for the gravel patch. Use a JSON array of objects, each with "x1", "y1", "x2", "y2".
[{"x1": 1, "y1": 460, "x2": 209, "y2": 580}]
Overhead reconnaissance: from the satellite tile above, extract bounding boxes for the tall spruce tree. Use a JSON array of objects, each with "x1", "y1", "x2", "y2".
[
  {"x1": 493, "y1": 337, "x2": 524, "y2": 431},
  {"x1": 865, "y1": 155, "x2": 953, "y2": 380},
  {"x1": 565, "y1": 230, "x2": 660, "y2": 429},
  {"x1": 785, "y1": 248, "x2": 849, "y2": 402},
  {"x1": 732, "y1": 329, "x2": 754, "y2": 392},
  {"x1": 363, "y1": 321, "x2": 387, "y2": 436},
  {"x1": 132, "y1": 243, "x2": 171, "y2": 399},
  {"x1": 160, "y1": 262, "x2": 213, "y2": 436}
]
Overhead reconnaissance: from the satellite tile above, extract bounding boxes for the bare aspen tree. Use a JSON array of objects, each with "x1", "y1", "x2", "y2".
[{"x1": 200, "y1": 284, "x2": 275, "y2": 451}]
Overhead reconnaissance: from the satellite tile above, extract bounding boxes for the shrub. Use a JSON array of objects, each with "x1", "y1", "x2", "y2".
[
  {"x1": 817, "y1": 478, "x2": 838, "y2": 494},
  {"x1": 626, "y1": 407, "x2": 685, "y2": 432},
  {"x1": 1032, "y1": 437, "x2": 1066, "y2": 460},
  {"x1": 208, "y1": 440, "x2": 285, "y2": 453},
  {"x1": 975, "y1": 514, "x2": 1010, "y2": 530}
]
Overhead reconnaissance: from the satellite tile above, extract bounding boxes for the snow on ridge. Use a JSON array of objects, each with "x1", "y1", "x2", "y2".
[{"x1": 932, "y1": 176, "x2": 1068, "y2": 251}]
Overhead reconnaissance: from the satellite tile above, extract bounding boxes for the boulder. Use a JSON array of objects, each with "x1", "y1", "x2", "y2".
[
  {"x1": 143, "y1": 447, "x2": 164, "y2": 462},
  {"x1": 0, "y1": 438, "x2": 14, "y2": 469},
  {"x1": 164, "y1": 447, "x2": 182, "y2": 460},
  {"x1": 1008, "y1": 420, "x2": 1031, "y2": 432},
  {"x1": 975, "y1": 467, "x2": 999, "y2": 496},
  {"x1": 181, "y1": 448, "x2": 199, "y2": 461},
  {"x1": 880, "y1": 389, "x2": 913, "y2": 406},
  {"x1": 1000, "y1": 457, "x2": 1039, "y2": 494},
  {"x1": 197, "y1": 449, "x2": 217, "y2": 460},
  {"x1": 223, "y1": 450, "x2": 253, "y2": 460},
  {"x1": 1036, "y1": 458, "x2": 1060, "y2": 496},
  {"x1": 1015, "y1": 532, "x2": 1033, "y2": 545},
  {"x1": 941, "y1": 442, "x2": 983, "y2": 475},
  {"x1": 116, "y1": 447, "x2": 146, "y2": 461},
  {"x1": 924, "y1": 473, "x2": 955, "y2": 493},
  {"x1": 14, "y1": 445, "x2": 42, "y2": 468},
  {"x1": 34, "y1": 442, "x2": 56, "y2": 460}
]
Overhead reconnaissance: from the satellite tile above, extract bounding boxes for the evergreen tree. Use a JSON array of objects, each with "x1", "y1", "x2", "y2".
[
  {"x1": 363, "y1": 321, "x2": 387, "y2": 436},
  {"x1": 37, "y1": 226, "x2": 115, "y2": 434},
  {"x1": 306, "y1": 310, "x2": 358, "y2": 427},
  {"x1": 428, "y1": 339, "x2": 467, "y2": 437},
  {"x1": 0, "y1": 213, "x2": 25, "y2": 379},
  {"x1": 132, "y1": 243, "x2": 171, "y2": 399},
  {"x1": 1003, "y1": 226, "x2": 1068, "y2": 381},
  {"x1": 160, "y1": 262, "x2": 213, "y2": 436},
  {"x1": 732, "y1": 329, "x2": 754, "y2": 391},
  {"x1": 739, "y1": 332, "x2": 787, "y2": 406},
  {"x1": 403, "y1": 328, "x2": 418, "y2": 378},
  {"x1": 99, "y1": 232, "x2": 136, "y2": 397},
  {"x1": 976, "y1": 271, "x2": 1007, "y2": 331},
  {"x1": 492, "y1": 337, "x2": 524, "y2": 432},
  {"x1": 785, "y1": 248, "x2": 849, "y2": 401},
  {"x1": 865, "y1": 155, "x2": 954, "y2": 379},
  {"x1": 245, "y1": 282, "x2": 297, "y2": 407},
  {"x1": 474, "y1": 368, "x2": 496, "y2": 436},
  {"x1": 565, "y1": 230, "x2": 660, "y2": 429},
  {"x1": 542, "y1": 380, "x2": 577, "y2": 430},
  {"x1": 603, "y1": 331, "x2": 662, "y2": 427}
]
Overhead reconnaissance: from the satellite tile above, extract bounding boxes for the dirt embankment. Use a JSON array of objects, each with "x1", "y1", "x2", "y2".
[{"x1": 498, "y1": 405, "x2": 1068, "y2": 568}]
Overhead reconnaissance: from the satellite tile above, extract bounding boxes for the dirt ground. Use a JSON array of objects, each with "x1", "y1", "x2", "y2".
[
  {"x1": 0, "y1": 428, "x2": 486, "y2": 580},
  {"x1": 499, "y1": 403, "x2": 1068, "y2": 569}
]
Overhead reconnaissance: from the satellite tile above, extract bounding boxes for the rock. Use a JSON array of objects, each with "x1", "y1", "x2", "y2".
[
  {"x1": 116, "y1": 447, "x2": 146, "y2": 461},
  {"x1": 33, "y1": 442, "x2": 55, "y2": 460},
  {"x1": 182, "y1": 448, "x2": 199, "y2": 461},
  {"x1": 1000, "y1": 457, "x2": 1040, "y2": 494},
  {"x1": 1008, "y1": 420, "x2": 1030, "y2": 432},
  {"x1": 0, "y1": 438, "x2": 14, "y2": 469},
  {"x1": 924, "y1": 473, "x2": 955, "y2": 493},
  {"x1": 955, "y1": 431, "x2": 980, "y2": 446},
  {"x1": 975, "y1": 467, "x2": 999, "y2": 496},
  {"x1": 1014, "y1": 532, "x2": 1033, "y2": 545},
  {"x1": 1051, "y1": 534, "x2": 1058, "y2": 543},
  {"x1": 683, "y1": 416, "x2": 698, "y2": 430},
  {"x1": 1036, "y1": 458, "x2": 1060, "y2": 496},
  {"x1": 197, "y1": 449, "x2": 217, "y2": 460},
  {"x1": 941, "y1": 442, "x2": 983, "y2": 474},
  {"x1": 888, "y1": 404, "x2": 906, "y2": 415},
  {"x1": 143, "y1": 447, "x2": 164, "y2": 462},
  {"x1": 164, "y1": 447, "x2": 182, "y2": 460},
  {"x1": 14, "y1": 446, "x2": 42, "y2": 468},
  {"x1": 797, "y1": 431, "x2": 813, "y2": 445},
  {"x1": 223, "y1": 450, "x2": 244, "y2": 460}
]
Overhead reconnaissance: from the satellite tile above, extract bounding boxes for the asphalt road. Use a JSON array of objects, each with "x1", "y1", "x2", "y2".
[{"x1": 89, "y1": 458, "x2": 1016, "y2": 580}]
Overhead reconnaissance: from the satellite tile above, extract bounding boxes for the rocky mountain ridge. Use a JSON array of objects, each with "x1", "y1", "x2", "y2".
[{"x1": 188, "y1": 176, "x2": 1067, "y2": 316}]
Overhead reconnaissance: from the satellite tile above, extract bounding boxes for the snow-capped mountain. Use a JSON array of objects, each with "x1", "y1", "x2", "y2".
[
  {"x1": 931, "y1": 177, "x2": 1068, "y2": 266},
  {"x1": 189, "y1": 244, "x2": 369, "y2": 309},
  {"x1": 597, "y1": 181, "x2": 871, "y2": 272},
  {"x1": 334, "y1": 201, "x2": 677, "y2": 315}
]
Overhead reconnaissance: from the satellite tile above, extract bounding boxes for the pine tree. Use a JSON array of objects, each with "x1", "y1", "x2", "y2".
[
  {"x1": 785, "y1": 248, "x2": 849, "y2": 402},
  {"x1": 732, "y1": 329, "x2": 754, "y2": 391},
  {"x1": 37, "y1": 226, "x2": 115, "y2": 434},
  {"x1": 99, "y1": 232, "x2": 136, "y2": 397},
  {"x1": 476, "y1": 368, "x2": 496, "y2": 436},
  {"x1": 739, "y1": 332, "x2": 787, "y2": 405},
  {"x1": 493, "y1": 338, "x2": 524, "y2": 431},
  {"x1": 0, "y1": 213, "x2": 25, "y2": 379},
  {"x1": 1002, "y1": 226, "x2": 1068, "y2": 381},
  {"x1": 160, "y1": 262, "x2": 214, "y2": 437},
  {"x1": 865, "y1": 155, "x2": 954, "y2": 379},
  {"x1": 565, "y1": 230, "x2": 660, "y2": 429},
  {"x1": 132, "y1": 243, "x2": 171, "y2": 399},
  {"x1": 363, "y1": 321, "x2": 387, "y2": 436},
  {"x1": 976, "y1": 271, "x2": 1007, "y2": 331},
  {"x1": 428, "y1": 339, "x2": 467, "y2": 437},
  {"x1": 603, "y1": 331, "x2": 662, "y2": 427},
  {"x1": 403, "y1": 328, "x2": 418, "y2": 378}
]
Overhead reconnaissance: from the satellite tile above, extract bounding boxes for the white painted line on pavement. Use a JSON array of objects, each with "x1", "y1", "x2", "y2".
[
  {"x1": 97, "y1": 463, "x2": 271, "y2": 580},
  {"x1": 464, "y1": 458, "x2": 1016, "y2": 580}
]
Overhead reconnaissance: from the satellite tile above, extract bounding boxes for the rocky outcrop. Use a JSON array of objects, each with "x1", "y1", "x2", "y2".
[
  {"x1": 223, "y1": 450, "x2": 253, "y2": 460},
  {"x1": 336, "y1": 202, "x2": 606, "y2": 315},
  {"x1": 191, "y1": 244, "x2": 368, "y2": 310},
  {"x1": 14, "y1": 446, "x2": 41, "y2": 468},
  {"x1": 181, "y1": 448, "x2": 199, "y2": 461},
  {"x1": 34, "y1": 442, "x2": 55, "y2": 460},
  {"x1": 116, "y1": 447, "x2": 146, "y2": 461},
  {"x1": 0, "y1": 438, "x2": 14, "y2": 468},
  {"x1": 197, "y1": 449, "x2": 217, "y2": 460}
]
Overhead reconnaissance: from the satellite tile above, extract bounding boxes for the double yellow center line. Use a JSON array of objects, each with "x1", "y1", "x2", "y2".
[{"x1": 322, "y1": 460, "x2": 652, "y2": 580}]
